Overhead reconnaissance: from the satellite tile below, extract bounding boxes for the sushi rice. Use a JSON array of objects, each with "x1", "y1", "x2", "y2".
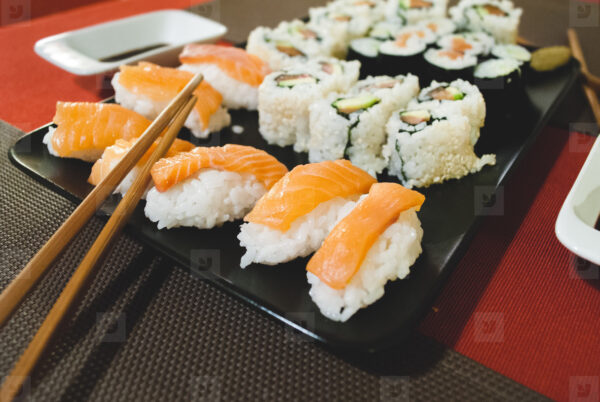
[
  {"x1": 238, "y1": 197, "x2": 358, "y2": 268},
  {"x1": 145, "y1": 170, "x2": 266, "y2": 230},
  {"x1": 409, "y1": 79, "x2": 486, "y2": 145},
  {"x1": 308, "y1": 74, "x2": 420, "y2": 174},
  {"x1": 449, "y1": 0, "x2": 522, "y2": 44},
  {"x1": 258, "y1": 62, "x2": 357, "y2": 152},
  {"x1": 307, "y1": 205, "x2": 423, "y2": 322},
  {"x1": 112, "y1": 73, "x2": 231, "y2": 139},
  {"x1": 383, "y1": 108, "x2": 496, "y2": 188}
]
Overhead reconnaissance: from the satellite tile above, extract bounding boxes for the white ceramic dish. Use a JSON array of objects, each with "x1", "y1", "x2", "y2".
[
  {"x1": 34, "y1": 10, "x2": 227, "y2": 76},
  {"x1": 556, "y1": 135, "x2": 600, "y2": 265}
]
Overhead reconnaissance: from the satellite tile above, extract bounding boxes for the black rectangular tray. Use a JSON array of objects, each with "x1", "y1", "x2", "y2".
[{"x1": 9, "y1": 61, "x2": 579, "y2": 352}]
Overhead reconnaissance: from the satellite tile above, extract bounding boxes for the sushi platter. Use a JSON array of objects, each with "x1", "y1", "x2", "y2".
[{"x1": 9, "y1": 0, "x2": 581, "y2": 350}]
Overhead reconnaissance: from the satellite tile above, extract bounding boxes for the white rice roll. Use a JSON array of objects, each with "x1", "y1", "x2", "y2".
[
  {"x1": 386, "y1": 0, "x2": 449, "y2": 25},
  {"x1": 449, "y1": 0, "x2": 522, "y2": 44},
  {"x1": 238, "y1": 197, "x2": 358, "y2": 268},
  {"x1": 111, "y1": 73, "x2": 230, "y2": 139},
  {"x1": 409, "y1": 79, "x2": 486, "y2": 145},
  {"x1": 307, "y1": 206, "x2": 423, "y2": 322},
  {"x1": 383, "y1": 109, "x2": 496, "y2": 188},
  {"x1": 308, "y1": 74, "x2": 420, "y2": 174},
  {"x1": 258, "y1": 67, "x2": 339, "y2": 152},
  {"x1": 305, "y1": 57, "x2": 361, "y2": 93},
  {"x1": 308, "y1": 2, "x2": 375, "y2": 43},
  {"x1": 178, "y1": 63, "x2": 259, "y2": 110},
  {"x1": 144, "y1": 169, "x2": 266, "y2": 230},
  {"x1": 246, "y1": 20, "x2": 346, "y2": 70},
  {"x1": 416, "y1": 17, "x2": 456, "y2": 37}
]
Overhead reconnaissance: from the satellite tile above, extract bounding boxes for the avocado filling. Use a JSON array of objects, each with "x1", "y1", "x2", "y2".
[
  {"x1": 400, "y1": 110, "x2": 431, "y2": 125},
  {"x1": 275, "y1": 41, "x2": 305, "y2": 57},
  {"x1": 333, "y1": 94, "x2": 381, "y2": 115},
  {"x1": 428, "y1": 86, "x2": 465, "y2": 101},
  {"x1": 275, "y1": 74, "x2": 317, "y2": 88},
  {"x1": 476, "y1": 4, "x2": 507, "y2": 17}
]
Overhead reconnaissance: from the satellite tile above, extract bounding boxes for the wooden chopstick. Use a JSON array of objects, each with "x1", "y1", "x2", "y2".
[
  {"x1": 567, "y1": 28, "x2": 600, "y2": 125},
  {"x1": 0, "y1": 73, "x2": 204, "y2": 329},
  {"x1": 0, "y1": 95, "x2": 198, "y2": 402}
]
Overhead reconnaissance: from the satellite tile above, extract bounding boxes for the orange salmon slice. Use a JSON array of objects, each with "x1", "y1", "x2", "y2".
[
  {"x1": 179, "y1": 44, "x2": 271, "y2": 87},
  {"x1": 150, "y1": 144, "x2": 288, "y2": 193},
  {"x1": 117, "y1": 62, "x2": 223, "y2": 129},
  {"x1": 51, "y1": 102, "x2": 150, "y2": 160},
  {"x1": 307, "y1": 182, "x2": 425, "y2": 290},
  {"x1": 244, "y1": 160, "x2": 377, "y2": 232},
  {"x1": 88, "y1": 138, "x2": 194, "y2": 186}
]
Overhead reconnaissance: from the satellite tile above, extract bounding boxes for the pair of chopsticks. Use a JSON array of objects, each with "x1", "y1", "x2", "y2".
[
  {"x1": 567, "y1": 29, "x2": 600, "y2": 125},
  {"x1": 0, "y1": 73, "x2": 204, "y2": 401}
]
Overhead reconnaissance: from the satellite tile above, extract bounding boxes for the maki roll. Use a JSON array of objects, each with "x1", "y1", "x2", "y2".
[
  {"x1": 423, "y1": 48, "x2": 478, "y2": 82},
  {"x1": 178, "y1": 44, "x2": 271, "y2": 110},
  {"x1": 382, "y1": 108, "x2": 496, "y2": 188},
  {"x1": 238, "y1": 160, "x2": 376, "y2": 268},
  {"x1": 462, "y1": 31, "x2": 496, "y2": 57},
  {"x1": 416, "y1": 17, "x2": 456, "y2": 37},
  {"x1": 436, "y1": 33, "x2": 487, "y2": 57},
  {"x1": 43, "y1": 102, "x2": 150, "y2": 162},
  {"x1": 307, "y1": 182, "x2": 425, "y2": 322},
  {"x1": 308, "y1": 57, "x2": 361, "y2": 93},
  {"x1": 491, "y1": 43, "x2": 531, "y2": 78},
  {"x1": 246, "y1": 20, "x2": 345, "y2": 71},
  {"x1": 347, "y1": 38, "x2": 383, "y2": 78},
  {"x1": 449, "y1": 0, "x2": 522, "y2": 44},
  {"x1": 258, "y1": 61, "x2": 358, "y2": 152},
  {"x1": 112, "y1": 62, "x2": 231, "y2": 139},
  {"x1": 386, "y1": 0, "x2": 449, "y2": 25},
  {"x1": 308, "y1": 74, "x2": 420, "y2": 174},
  {"x1": 378, "y1": 27, "x2": 436, "y2": 77},
  {"x1": 474, "y1": 58, "x2": 522, "y2": 100},
  {"x1": 409, "y1": 79, "x2": 486, "y2": 145},
  {"x1": 144, "y1": 145, "x2": 288, "y2": 230},
  {"x1": 308, "y1": 2, "x2": 376, "y2": 44}
]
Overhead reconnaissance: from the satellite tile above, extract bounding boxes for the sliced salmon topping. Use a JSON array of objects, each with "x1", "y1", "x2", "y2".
[
  {"x1": 51, "y1": 102, "x2": 150, "y2": 159},
  {"x1": 150, "y1": 144, "x2": 288, "y2": 192},
  {"x1": 307, "y1": 183, "x2": 425, "y2": 290},
  {"x1": 244, "y1": 160, "x2": 376, "y2": 232},
  {"x1": 439, "y1": 49, "x2": 464, "y2": 60},
  {"x1": 179, "y1": 44, "x2": 271, "y2": 87},
  {"x1": 451, "y1": 37, "x2": 473, "y2": 53},
  {"x1": 88, "y1": 138, "x2": 194, "y2": 186},
  {"x1": 117, "y1": 62, "x2": 223, "y2": 130}
]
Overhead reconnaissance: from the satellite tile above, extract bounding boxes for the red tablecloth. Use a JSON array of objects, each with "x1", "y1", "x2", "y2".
[{"x1": 1, "y1": 2, "x2": 598, "y2": 401}]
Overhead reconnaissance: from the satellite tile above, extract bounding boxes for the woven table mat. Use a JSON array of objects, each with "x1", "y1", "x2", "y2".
[{"x1": 0, "y1": 121, "x2": 545, "y2": 401}]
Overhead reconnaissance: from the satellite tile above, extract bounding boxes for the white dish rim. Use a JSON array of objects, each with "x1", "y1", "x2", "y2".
[{"x1": 33, "y1": 9, "x2": 227, "y2": 76}]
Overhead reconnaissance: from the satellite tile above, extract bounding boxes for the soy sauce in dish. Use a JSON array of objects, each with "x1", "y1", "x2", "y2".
[
  {"x1": 99, "y1": 43, "x2": 168, "y2": 62},
  {"x1": 595, "y1": 214, "x2": 600, "y2": 231}
]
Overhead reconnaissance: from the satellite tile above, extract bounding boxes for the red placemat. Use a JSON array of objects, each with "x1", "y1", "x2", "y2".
[
  {"x1": 420, "y1": 128, "x2": 600, "y2": 402},
  {"x1": 1, "y1": 2, "x2": 599, "y2": 401},
  {"x1": 0, "y1": 0, "x2": 209, "y2": 132}
]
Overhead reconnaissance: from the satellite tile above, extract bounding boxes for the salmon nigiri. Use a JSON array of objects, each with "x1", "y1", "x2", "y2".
[
  {"x1": 307, "y1": 182, "x2": 425, "y2": 322},
  {"x1": 42, "y1": 102, "x2": 150, "y2": 162},
  {"x1": 88, "y1": 138, "x2": 194, "y2": 196},
  {"x1": 112, "y1": 62, "x2": 231, "y2": 138},
  {"x1": 238, "y1": 160, "x2": 376, "y2": 268},
  {"x1": 179, "y1": 44, "x2": 271, "y2": 110},
  {"x1": 144, "y1": 145, "x2": 287, "y2": 230}
]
